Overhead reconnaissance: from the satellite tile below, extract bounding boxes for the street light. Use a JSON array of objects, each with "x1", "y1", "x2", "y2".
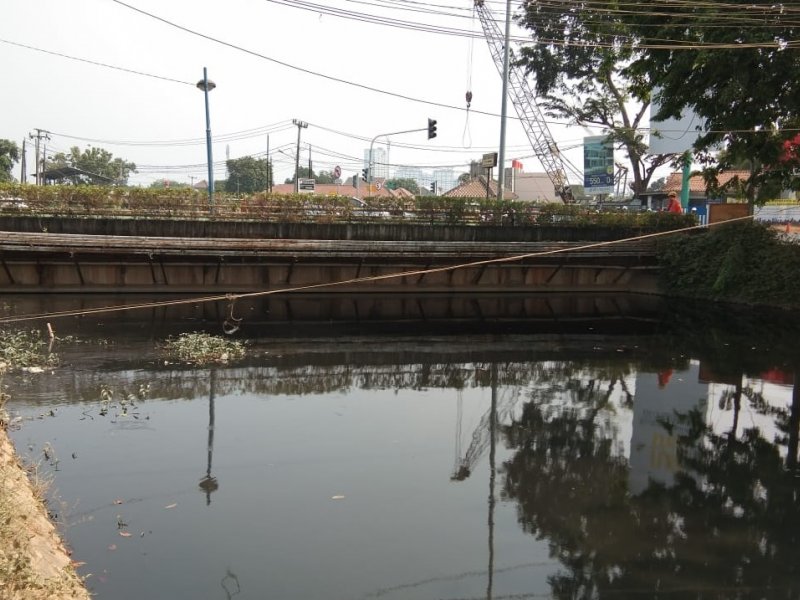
[{"x1": 196, "y1": 68, "x2": 216, "y2": 213}]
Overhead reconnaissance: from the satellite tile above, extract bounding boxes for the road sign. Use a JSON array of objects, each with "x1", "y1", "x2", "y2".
[
  {"x1": 333, "y1": 165, "x2": 341, "y2": 179},
  {"x1": 481, "y1": 152, "x2": 498, "y2": 168}
]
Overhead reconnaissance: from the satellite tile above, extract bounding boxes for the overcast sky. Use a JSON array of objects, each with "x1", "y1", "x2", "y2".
[{"x1": 3, "y1": 0, "x2": 610, "y2": 187}]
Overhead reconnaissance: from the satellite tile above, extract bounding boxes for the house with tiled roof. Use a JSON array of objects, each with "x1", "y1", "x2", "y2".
[
  {"x1": 442, "y1": 176, "x2": 518, "y2": 200},
  {"x1": 640, "y1": 170, "x2": 752, "y2": 212},
  {"x1": 270, "y1": 179, "x2": 413, "y2": 200}
]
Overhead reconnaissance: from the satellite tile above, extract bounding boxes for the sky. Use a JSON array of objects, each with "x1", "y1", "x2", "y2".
[{"x1": 2, "y1": 0, "x2": 621, "y2": 189}]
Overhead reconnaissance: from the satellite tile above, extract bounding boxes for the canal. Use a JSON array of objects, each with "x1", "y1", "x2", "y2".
[{"x1": 3, "y1": 293, "x2": 800, "y2": 599}]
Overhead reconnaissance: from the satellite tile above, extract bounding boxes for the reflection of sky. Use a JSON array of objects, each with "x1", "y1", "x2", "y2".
[
  {"x1": 7, "y1": 368, "x2": 551, "y2": 600},
  {"x1": 707, "y1": 378, "x2": 794, "y2": 458}
]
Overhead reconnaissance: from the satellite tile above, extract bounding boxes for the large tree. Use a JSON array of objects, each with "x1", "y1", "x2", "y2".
[
  {"x1": 48, "y1": 146, "x2": 136, "y2": 185},
  {"x1": 385, "y1": 177, "x2": 419, "y2": 194},
  {"x1": 514, "y1": 0, "x2": 674, "y2": 197},
  {"x1": 627, "y1": 1, "x2": 800, "y2": 202},
  {"x1": 0, "y1": 139, "x2": 20, "y2": 182},
  {"x1": 225, "y1": 156, "x2": 272, "y2": 194}
]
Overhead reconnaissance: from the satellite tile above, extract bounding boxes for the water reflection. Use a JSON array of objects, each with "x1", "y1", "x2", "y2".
[
  {"x1": 199, "y1": 369, "x2": 219, "y2": 505},
  {"x1": 3, "y1": 294, "x2": 800, "y2": 599},
  {"x1": 501, "y1": 362, "x2": 800, "y2": 599}
]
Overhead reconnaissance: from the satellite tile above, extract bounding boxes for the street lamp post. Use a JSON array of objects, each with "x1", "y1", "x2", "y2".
[{"x1": 196, "y1": 68, "x2": 216, "y2": 213}]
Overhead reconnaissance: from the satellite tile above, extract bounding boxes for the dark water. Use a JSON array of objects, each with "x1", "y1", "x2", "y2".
[{"x1": 3, "y1": 293, "x2": 800, "y2": 600}]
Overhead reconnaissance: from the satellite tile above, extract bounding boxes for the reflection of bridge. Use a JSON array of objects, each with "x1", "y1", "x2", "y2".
[{"x1": 0, "y1": 219, "x2": 660, "y2": 293}]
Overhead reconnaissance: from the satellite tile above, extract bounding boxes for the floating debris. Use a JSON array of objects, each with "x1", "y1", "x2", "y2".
[{"x1": 162, "y1": 332, "x2": 246, "y2": 366}]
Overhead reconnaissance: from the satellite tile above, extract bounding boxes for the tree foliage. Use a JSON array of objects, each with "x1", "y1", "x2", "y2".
[
  {"x1": 284, "y1": 166, "x2": 314, "y2": 184},
  {"x1": 314, "y1": 170, "x2": 338, "y2": 184},
  {"x1": 514, "y1": 0, "x2": 673, "y2": 197},
  {"x1": 628, "y1": 1, "x2": 800, "y2": 201},
  {"x1": 0, "y1": 139, "x2": 20, "y2": 183},
  {"x1": 385, "y1": 177, "x2": 419, "y2": 194},
  {"x1": 48, "y1": 146, "x2": 136, "y2": 185},
  {"x1": 225, "y1": 156, "x2": 272, "y2": 194}
]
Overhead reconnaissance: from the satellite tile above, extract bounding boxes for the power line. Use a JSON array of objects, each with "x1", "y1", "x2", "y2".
[{"x1": 0, "y1": 38, "x2": 194, "y2": 86}]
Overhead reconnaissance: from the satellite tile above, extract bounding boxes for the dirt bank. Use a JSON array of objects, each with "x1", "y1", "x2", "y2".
[{"x1": 0, "y1": 428, "x2": 91, "y2": 600}]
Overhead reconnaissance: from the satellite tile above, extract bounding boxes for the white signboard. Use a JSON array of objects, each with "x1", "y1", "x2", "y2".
[{"x1": 298, "y1": 178, "x2": 315, "y2": 194}]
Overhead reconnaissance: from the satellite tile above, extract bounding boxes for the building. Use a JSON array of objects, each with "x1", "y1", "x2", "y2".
[
  {"x1": 363, "y1": 147, "x2": 389, "y2": 181},
  {"x1": 442, "y1": 176, "x2": 518, "y2": 200},
  {"x1": 508, "y1": 170, "x2": 560, "y2": 203},
  {"x1": 637, "y1": 170, "x2": 751, "y2": 213},
  {"x1": 432, "y1": 168, "x2": 457, "y2": 196}
]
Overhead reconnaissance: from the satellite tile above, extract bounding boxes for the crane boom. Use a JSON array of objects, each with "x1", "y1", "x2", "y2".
[{"x1": 474, "y1": 0, "x2": 574, "y2": 203}]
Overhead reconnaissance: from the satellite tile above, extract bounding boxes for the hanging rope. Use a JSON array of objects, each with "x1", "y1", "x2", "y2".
[{"x1": 462, "y1": 4, "x2": 476, "y2": 149}]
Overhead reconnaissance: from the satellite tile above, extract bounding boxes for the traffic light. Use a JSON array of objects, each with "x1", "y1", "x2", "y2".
[
  {"x1": 427, "y1": 118, "x2": 437, "y2": 140},
  {"x1": 361, "y1": 168, "x2": 369, "y2": 182},
  {"x1": 430, "y1": 181, "x2": 438, "y2": 195}
]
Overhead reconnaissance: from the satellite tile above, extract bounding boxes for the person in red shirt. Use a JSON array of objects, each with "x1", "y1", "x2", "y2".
[{"x1": 666, "y1": 191, "x2": 683, "y2": 213}]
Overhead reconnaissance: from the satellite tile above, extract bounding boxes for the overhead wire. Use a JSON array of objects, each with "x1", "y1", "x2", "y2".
[
  {"x1": 9, "y1": 0, "x2": 797, "y2": 184},
  {"x1": 0, "y1": 38, "x2": 195, "y2": 86}
]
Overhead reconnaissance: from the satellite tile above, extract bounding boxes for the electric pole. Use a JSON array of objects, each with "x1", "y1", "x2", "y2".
[
  {"x1": 293, "y1": 119, "x2": 308, "y2": 193},
  {"x1": 20, "y1": 138, "x2": 26, "y2": 183},
  {"x1": 28, "y1": 128, "x2": 50, "y2": 185}
]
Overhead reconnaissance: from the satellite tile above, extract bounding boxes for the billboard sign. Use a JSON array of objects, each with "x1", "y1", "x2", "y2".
[
  {"x1": 583, "y1": 136, "x2": 614, "y2": 195},
  {"x1": 481, "y1": 152, "x2": 498, "y2": 168},
  {"x1": 298, "y1": 178, "x2": 315, "y2": 193}
]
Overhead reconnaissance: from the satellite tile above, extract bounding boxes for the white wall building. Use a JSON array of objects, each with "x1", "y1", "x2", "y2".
[{"x1": 363, "y1": 147, "x2": 389, "y2": 180}]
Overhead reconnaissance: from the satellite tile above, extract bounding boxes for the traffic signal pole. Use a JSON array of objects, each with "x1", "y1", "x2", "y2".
[{"x1": 368, "y1": 122, "x2": 436, "y2": 189}]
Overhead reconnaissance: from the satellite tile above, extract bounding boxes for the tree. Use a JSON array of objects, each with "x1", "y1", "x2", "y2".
[
  {"x1": 314, "y1": 170, "x2": 338, "y2": 184},
  {"x1": 514, "y1": 1, "x2": 674, "y2": 197},
  {"x1": 625, "y1": 2, "x2": 800, "y2": 202},
  {"x1": 0, "y1": 139, "x2": 20, "y2": 182},
  {"x1": 646, "y1": 177, "x2": 666, "y2": 193},
  {"x1": 225, "y1": 157, "x2": 272, "y2": 194},
  {"x1": 284, "y1": 166, "x2": 315, "y2": 185},
  {"x1": 48, "y1": 146, "x2": 136, "y2": 185},
  {"x1": 385, "y1": 177, "x2": 420, "y2": 194}
]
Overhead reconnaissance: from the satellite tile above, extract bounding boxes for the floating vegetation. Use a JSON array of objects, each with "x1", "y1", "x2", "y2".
[
  {"x1": 162, "y1": 332, "x2": 246, "y2": 366},
  {"x1": 0, "y1": 329, "x2": 59, "y2": 371}
]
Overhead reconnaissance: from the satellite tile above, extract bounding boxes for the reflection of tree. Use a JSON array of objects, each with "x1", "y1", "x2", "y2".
[
  {"x1": 501, "y1": 376, "x2": 800, "y2": 598},
  {"x1": 503, "y1": 377, "x2": 632, "y2": 599}
]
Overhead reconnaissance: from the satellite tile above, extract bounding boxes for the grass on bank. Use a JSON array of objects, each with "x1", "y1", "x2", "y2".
[
  {"x1": 0, "y1": 334, "x2": 88, "y2": 599},
  {"x1": 657, "y1": 221, "x2": 800, "y2": 309}
]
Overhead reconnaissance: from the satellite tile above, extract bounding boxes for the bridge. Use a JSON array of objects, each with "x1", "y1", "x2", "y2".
[{"x1": 0, "y1": 214, "x2": 661, "y2": 294}]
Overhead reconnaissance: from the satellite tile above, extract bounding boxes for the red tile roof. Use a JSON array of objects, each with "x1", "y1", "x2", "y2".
[
  {"x1": 269, "y1": 181, "x2": 412, "y2": 200},
  {"x1": 664, "y1": 170, "x2": 750, "y2": 194},
  {"x1": 442, "y1": 176, "x2": 518, "y2": 200}
]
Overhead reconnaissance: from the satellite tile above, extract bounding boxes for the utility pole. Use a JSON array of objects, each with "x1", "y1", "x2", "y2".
[
  {"x1": 266, "y1": 134, "x2": 271, "y2": 194},
  {"x1": 20, "y1": 138, "x2": 26, "y2": 183},
  {"x1": 293, "y1": 119, "x2": 308, "y2": 193},
  {"x1": 308, "y1": 143, "x2": 312, "y2": 178},
  {"x1": 28, "y1": 128, "x2": 50, "y2": 185},
  {"x1": 496, "y1": 0, "x2": 512, "y2": 201}
]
